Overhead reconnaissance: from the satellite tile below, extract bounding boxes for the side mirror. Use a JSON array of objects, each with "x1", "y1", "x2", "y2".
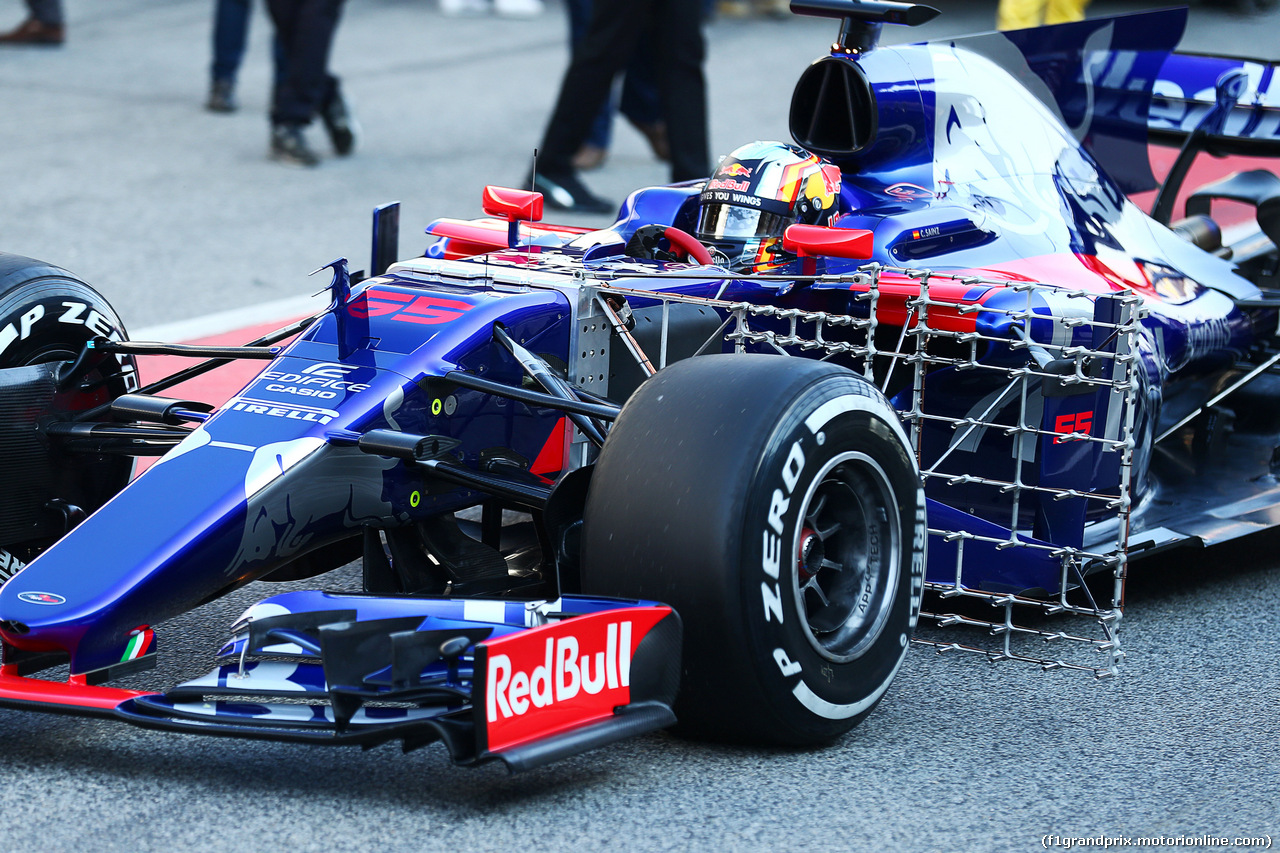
[
  {"x1": 783, "y1": 223, "x2": 874, "y2": 259},
  {"x1": 482, "y1": 186, "x2": 544, "y2": 223}
]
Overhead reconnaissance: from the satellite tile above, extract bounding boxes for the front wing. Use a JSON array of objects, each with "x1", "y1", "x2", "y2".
[{"x1": 0, "y1": 593, "x2": 681, "y2": 772}]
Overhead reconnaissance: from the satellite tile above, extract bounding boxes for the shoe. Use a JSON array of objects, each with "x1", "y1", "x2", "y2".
[
  {"x1": 0, "y1": 17, "x2": 64, "y2": 45},
  {"x1": 320, "y1": 90, "x2": 358, "y2": 156},
  {"x1": 571, "y1": 144, "x2": 607, "y2": 171},
  {"x1": 206, "y1": 79, "x2": 237, "y2": 113},
  {"x1": 532, "y1": 170, "x2": 613, "y2": 214},
  {"x1": 495, "y1": 0, "x2": 543, "y2": 16},
  {"x1": 629, "y1": 120, "x2": 670, "y2": 162},
  {"x1": 270, "y1": 124, "x2": 320, "y2": 167}
]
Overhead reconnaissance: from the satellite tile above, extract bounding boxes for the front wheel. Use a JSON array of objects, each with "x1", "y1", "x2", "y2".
[
  {"x1": 0, "y1": 252, "x2": 137, "y2": 568},
  {"x1": 579, "y1": 354, "x2": 925, "y2": 745}
]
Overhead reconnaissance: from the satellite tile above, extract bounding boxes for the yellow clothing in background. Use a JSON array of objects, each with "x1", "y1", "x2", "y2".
[{"x1": 996, "y1": 0, "x2": 1089, "y2": 30}]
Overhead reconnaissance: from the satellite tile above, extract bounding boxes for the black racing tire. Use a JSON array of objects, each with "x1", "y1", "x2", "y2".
[
  {"x1": 0, "y1": 252, "x2": 137, "y2": 563},
  {"x1": 579, "y1": 354, "x2": 925, "y2": 745}
]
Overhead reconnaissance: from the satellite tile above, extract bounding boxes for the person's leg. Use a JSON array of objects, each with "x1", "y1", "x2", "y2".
[
  {"x1": 618, "y1": 41, "x2": 668, "y2": 162},
  {"x1": 653, "y1": 0, "x2": 707, "y2": 182},
  {"x1": 618, "y1": 50, "x2": 660, "y2": 129},
  {"x1": 26, "y1": 0, "x2": 63, "y2": 26},
  {"x1": 293, "y1": 0, "x2": 353, "y2": 155},
  {"x1": 568, "y1": 0, "x2": 615, "y2": 166},
  {"x1": 538, "y1": 0, "x2": 648, "y2": 175},
  {"x1": 266, "y1": 0, "x2": 300, "y2": 126},
  {"x1": 211, "y1": 0, "x2": 252, "y2": 83},
  {"x1": 265, "y1": 0, "x2": 318, "y2": 165},
  {"x1": 316, "y1": 11, "x2": 355, "y2": 158},
  {"x1": 534, "y1": 0, "x2": 662, "y2": 209},
  {"x1": 566, "y1": 0, "x2": 591, "y2": 49},
  {"x1": 266, "y1": 0, "x2": 341, "y2": 128},
  {"x1": 208, "y1": 0, "x2": 252, "y2": 111}
]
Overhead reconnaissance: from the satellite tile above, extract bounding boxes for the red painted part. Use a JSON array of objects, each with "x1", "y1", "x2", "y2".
[
  {"x1": 425, "y1": 218, "x2": 593, "y2": 260},
  {"x1": 784, "y1": 223, "x2": 874, "y2": 259},
  {"x1": 351, "y1": 289, "x2": 473, "y2": 325},
  {"x1": 841, "y1": 250, "x2": 1147, "y2": 332},
  {"x1": 481, "y1": 186, "x2": 544, "y2": 223},
  {"x1": 797, "y1": 528, "x2": 818, "y2": 580},
  {"x1": 658, "y1": 226, "x2": 715, "y2": 265},
  {"x1": 847, "y1": 273, "x2": 998, "y2": 333},
  {"x1": 0, "y1": 666, "x2": 149, "y2": 711},
  {"x1": 479, "y1": 606, "x2": 672, "y2": 754},
  {"x1": 851, "y1": 253, "x2": 1150, "y2": 334},
  {"x1": 529, "y1": 417, "x2": 568, "y2": 476},
  {"x1": 438, "y1": 238, "x2": 509, "y2": 261}
]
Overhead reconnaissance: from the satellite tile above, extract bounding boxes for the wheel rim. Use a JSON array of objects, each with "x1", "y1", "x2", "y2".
[{"x1": 790, "y1": 451, "x2": 901, "y2": 663}]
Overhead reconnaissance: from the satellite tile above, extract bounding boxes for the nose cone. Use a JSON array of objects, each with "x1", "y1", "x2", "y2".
[{"x1": 0, "y1": 591, "x2": 87, "y2": 653}]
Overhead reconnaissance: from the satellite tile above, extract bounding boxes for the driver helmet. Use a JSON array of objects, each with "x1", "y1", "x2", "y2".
[{"x1": 695, "y1": 141, "x2": 842, "y2": 271}]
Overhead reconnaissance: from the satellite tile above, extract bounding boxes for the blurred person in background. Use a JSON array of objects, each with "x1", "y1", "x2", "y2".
[
  {"x1": 206, "y1": 0, "x2": 284, "y2": 112},
  {"x1": 531, "y1": 0, "x2": 708, "y2": 213},
  {"x1": 566, "y1": 0, "x2": 667, "y2": 172},
  {"x1": 0, "y1": 0, "x2": 63, "y2": 45},
  {"x1": 265, "y1": 0, "x2": 356, "y2": 167}
]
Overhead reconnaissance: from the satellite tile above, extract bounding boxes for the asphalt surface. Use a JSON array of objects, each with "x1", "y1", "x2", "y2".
[{"x1": 2, "y1": 1, "x2": 1280, "y2": 851}]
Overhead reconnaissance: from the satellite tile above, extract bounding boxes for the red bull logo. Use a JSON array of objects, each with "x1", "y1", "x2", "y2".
[
  {"x1": 706, "y1": 178, "x2": 750, "y2": 193},
  {"x1": 721, "y1": 162, "x2": 753, "y2": 178},
  {"x1": 479, "y1": 606, "x2": 671, "y2": 753}
]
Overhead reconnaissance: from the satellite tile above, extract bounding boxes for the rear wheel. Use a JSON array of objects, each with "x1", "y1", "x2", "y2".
[
  {"x1": 0, "y1": 253, "x2": 137, "y2": 568},
  {"x1": 580, "y1": 354, "x2": 925, "y2": 745}
]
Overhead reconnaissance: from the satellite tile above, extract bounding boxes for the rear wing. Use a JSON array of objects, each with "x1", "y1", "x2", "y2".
[
  {"x1": 1150, "y1": 51, "x2": 1280, "y2": 157},
  {"x1": 943, "y1": 10, "x2": 1278, "y2": 196}
]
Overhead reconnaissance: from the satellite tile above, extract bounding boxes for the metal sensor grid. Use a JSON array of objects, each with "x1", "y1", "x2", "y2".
[{"x1": 586, "y1": 264, "x2": 1143, "y2": 677}]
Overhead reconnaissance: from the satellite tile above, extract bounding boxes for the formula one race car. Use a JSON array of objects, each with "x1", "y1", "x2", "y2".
[{"x1": 0, "y1": 0, "x2": 1277, "y2": 769}]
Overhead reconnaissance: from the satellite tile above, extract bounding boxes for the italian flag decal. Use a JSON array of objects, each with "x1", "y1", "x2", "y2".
[{"x1": 121, "y1": 628, "x2": 154, "y2": 662}]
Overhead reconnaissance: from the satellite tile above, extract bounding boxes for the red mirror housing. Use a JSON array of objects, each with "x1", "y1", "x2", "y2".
[
  {"x1": 783, "y1": 224, "x2": 874, "y2": 259},
  {"x1": 482, "y1": 186, "x2": 544, "y2": 223}
]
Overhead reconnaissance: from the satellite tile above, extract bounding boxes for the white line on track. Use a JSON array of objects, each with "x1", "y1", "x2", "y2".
[{"x1": 133, "y1": 293, "x2": 328, "y2": 343}]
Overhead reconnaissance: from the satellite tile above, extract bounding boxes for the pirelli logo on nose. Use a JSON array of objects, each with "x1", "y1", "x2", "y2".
[
  {"x1": 475, "y1": 606, "x2": 671, "y2": 754},
  {"x1": 227, "y1": 398, "x2": 340, "y2": 425}
]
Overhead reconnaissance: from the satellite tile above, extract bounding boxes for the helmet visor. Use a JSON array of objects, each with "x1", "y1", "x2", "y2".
[{"x1": 696, "y1": 203, "x2": 789, "y2": 242}]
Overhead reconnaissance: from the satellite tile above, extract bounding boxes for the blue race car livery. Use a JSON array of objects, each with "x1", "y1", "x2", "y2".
[{"x1": 0, "y1": 1, "x2": 1275, "y2": 766}]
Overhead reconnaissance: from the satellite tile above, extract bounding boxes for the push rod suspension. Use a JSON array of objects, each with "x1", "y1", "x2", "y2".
[
  {"x1": 491, "y1": 326, "x2": 608, "y2": 446},
  {"x1": 442, "y1": 371, "x2": 619, "y2": 421}
]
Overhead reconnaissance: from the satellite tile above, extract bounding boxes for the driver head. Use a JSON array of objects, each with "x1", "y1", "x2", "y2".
[{"x1": 695, "y1": 141, "x2": 843, "y2": 272}]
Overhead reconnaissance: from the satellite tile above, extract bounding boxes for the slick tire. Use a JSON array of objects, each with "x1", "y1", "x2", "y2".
[
  {"x1": 580, "y1": 354, "x2": 925, "y2": 745},
  {"x1": 0, "y1": 252, "x2": 137, "y2": 563}
]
